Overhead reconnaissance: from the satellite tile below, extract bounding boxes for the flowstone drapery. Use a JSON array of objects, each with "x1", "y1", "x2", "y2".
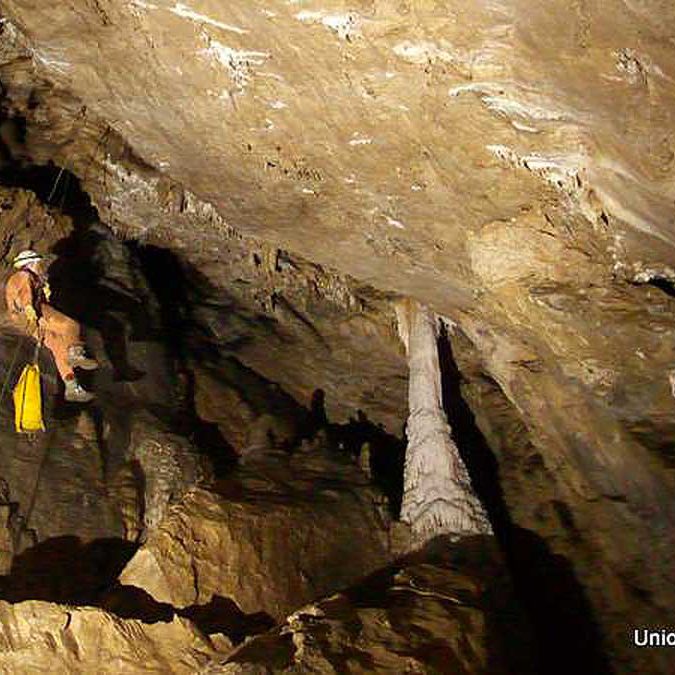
[{"x1": 396, "y1": 300, "x2": 492, "y2": 545}]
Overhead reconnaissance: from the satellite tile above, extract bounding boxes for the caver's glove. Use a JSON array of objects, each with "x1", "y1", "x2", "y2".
[
  {"x1": 24, "y1": 305, "x2": 38, "y2": 326},
  {"x1": 43, "y1": 283, "x2": 51, "y2": 302}
]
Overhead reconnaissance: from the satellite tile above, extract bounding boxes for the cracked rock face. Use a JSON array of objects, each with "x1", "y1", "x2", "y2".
[
  {"x1": 207, "y1": 538, "x2": 533, "y2": 675},
  {"x1": 119, "y1": 446, "x2": 392, "y2": 620}
]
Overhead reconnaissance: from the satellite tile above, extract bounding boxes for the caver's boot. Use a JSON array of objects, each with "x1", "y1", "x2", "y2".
[
  {"x1": 64, "y1": 377, "x2": 95, "y2": 403},
  {"x1": 67, "y1": 344, "x2": 99, "y2": 371}
]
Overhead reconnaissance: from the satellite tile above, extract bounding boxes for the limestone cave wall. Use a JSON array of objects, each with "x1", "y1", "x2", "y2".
[{"x1": 0, "y1": 2, "x2": 673, "y2": 673}]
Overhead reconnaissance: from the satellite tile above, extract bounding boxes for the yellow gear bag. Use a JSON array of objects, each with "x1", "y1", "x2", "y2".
[{"x1": 13, "y1": 364, "x2": 45, "y2": 433}]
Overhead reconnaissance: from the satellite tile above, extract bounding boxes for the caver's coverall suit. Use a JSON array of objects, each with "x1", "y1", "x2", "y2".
[{"x1": 5, "y1": 268, "x2": 85, "y2": 384}]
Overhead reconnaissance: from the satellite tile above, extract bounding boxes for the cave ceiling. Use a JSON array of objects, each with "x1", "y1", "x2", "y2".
[{"x1": 1, "y1": 0, "x2": 674, "y2": 314}]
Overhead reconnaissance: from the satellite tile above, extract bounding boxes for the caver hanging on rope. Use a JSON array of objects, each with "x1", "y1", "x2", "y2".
[
  {"x1": 0, "y1": 106, "x2": 110, "y2": 420},
  {"x1": 5, "y1": 250, "x2": 99, "y2": 404},
  {"x1": 1, "y1": 106, "x2": 102, "y2": 430}
]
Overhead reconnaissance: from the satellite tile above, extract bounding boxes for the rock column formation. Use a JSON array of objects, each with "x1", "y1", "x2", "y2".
[{"x1": 397, "y1": 300, "x2": 492, "y2": 544}]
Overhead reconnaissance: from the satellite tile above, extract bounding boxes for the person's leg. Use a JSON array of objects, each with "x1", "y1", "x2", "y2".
[
  {"x1": 40, "y1": 305, "x2": 81, "y2": 346},
  {"x1": 40, "y1": 313, "x2": 95, "y2": 403},
  {"x1": 42, "y1": 329, "x2": 75, "y2": 382},
  {"x1": 41, "y1": 305, "x2": 97, "y2": 371}
]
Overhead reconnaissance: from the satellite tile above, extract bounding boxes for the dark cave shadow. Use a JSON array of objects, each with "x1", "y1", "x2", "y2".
[
  {"x1": 88, "y1": 403, "x2": 115, "y2": 481},
  {"x1": 131, "y1": 242, "x2": 291, "y2": 366},
  {"x1": 49, "y1": 226, "x2": 155, "y2": 380},
  {"x1": 181, "y1": 595, "x2": 275, "y2": 643},
  {"x1": 221, "y1": 357, "x2": 311, "y2": 448},
  {"x1": 310, "y1": 390, "x2": 405, "y2": 517},
  {"x1": 130, "y1": 244, "x2": 305, "y2": 471},
  {"x1": 85, "y1": 402, "x2": 137, "y2": 488},
  {"x1": 175, "y1": 367, "x2": 238, "y2": 476},
  {"x1": 0, "y1": 535, "x2": 137, "y2": 605},
  {"x1": 103, "y1": 584, "x2": 275, "y2": 644},
  {"x1": 0, "y1": 533, "x2": 274, "y2": 645},
  {"x1": 0, "y1": 161, "x2": 98, "y2": 230},
  {"x1": 310, "y1": 388, "x2": 329, "y2": 429},
  {"x1": 436, "y1": 324, "x2": 612, "y2": 675}
]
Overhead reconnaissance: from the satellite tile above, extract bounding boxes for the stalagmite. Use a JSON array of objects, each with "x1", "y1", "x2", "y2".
[{"x1": 396, "y1": 299, "x2": 492, "y2": 545}]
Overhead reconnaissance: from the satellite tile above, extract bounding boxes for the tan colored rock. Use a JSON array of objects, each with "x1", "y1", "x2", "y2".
[
  {"x1": 5, "y1": 0, "x2": 675, "y2": 311},
  {"x1": 0, "y1": 599, "x2": 218, "y2": 674},
  {"x1": 120, "y1": 449, "x2": 391, "y2": 620},
  {"x1": 204, "y1": 538, "x2": 533, "y2": 674},
  {"x1": 2, "y1": 2, "x2": 675, "y2": 671}
]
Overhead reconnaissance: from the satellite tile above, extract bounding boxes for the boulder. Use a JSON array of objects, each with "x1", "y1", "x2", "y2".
[
  {"x1": 0, "y1": 599, "x2": 219, "y2": 674},
  {"x1": 207, "y1": 537, "x2": 534, "y2": 674},
  {"x1": 121, "y1": 448, "x2": 391, "y2": 620}
]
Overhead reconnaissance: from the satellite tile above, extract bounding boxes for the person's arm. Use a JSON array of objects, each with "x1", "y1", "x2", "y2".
[{"x1": 5, "y1": 272, "x2": 38, "y2": 323}]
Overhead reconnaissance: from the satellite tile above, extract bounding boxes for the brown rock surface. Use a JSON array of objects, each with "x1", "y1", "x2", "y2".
[
  {"x1": 205, "y1": 537, "x2": 534, "y2": 675},
  {"x1": 0, "y1": 1, "x2": 674, "y2": 672},
  {"x1": 0, "y1": 599, "x2": 218, "y2": 673},
  {"x1": 120, "y1": 446, "x2": 392, "y2": 620}
]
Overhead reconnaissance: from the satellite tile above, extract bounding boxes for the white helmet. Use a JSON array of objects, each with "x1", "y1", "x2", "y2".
[{"x1": 12, "y1": 250, "x2": 44, "y2": 269}]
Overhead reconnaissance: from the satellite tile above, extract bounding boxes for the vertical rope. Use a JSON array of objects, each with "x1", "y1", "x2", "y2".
[
  {"x1": 0, "y1": 337, "x2": 24, "y2": 411},
  {"x1": 46, "y1": 165, "x2": 67, "y2": 204}
]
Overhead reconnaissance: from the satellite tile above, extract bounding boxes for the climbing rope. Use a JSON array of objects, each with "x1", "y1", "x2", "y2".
[
  {"x1": 46, "y1": 164, "x2": 68, "y2": 204},
  {"x1": 22, "y1": 104, "x2": 88, "y2": 227},
  {"x1": 0, "y1": 334, "x2": 24, "y2": 413}
]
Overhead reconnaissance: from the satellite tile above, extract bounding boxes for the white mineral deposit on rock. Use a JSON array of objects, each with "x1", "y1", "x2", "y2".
[
  {"x1": 170, "y1": 2, "x2": 248, "y2": 34},
  {"x1": 396, "y1": 300, "x2": 492, "y2": 545}
]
